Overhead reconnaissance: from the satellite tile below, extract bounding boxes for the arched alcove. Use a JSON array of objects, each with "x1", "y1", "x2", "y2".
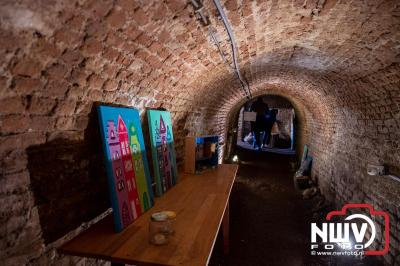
[{"x1": 224, "y1": 94, "x2": 301, "y2": 159}]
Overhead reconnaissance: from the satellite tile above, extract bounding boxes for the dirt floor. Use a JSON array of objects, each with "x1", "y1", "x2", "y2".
[{"x1": 209, "y1": 148, "x2": 382, "y2": 266}]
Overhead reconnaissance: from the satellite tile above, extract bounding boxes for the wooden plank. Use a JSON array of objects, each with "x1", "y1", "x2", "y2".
[
  {"x1": 222, "y1": 202, "x2": 229, "y2": 255},
  {"x1": 184, "y1": 136, "x2": 196, "y2": 174},
  {"x1": 59, "y1": 164, "x2": 238, "y2": 266}
]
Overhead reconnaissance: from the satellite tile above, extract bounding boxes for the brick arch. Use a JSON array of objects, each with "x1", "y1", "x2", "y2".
[
  {"x1": 222, "y1": 91, "x2": 309, "y2": 155},
  {"x1": 221, "y1": 92, "x2": 308, "y2": 164},
  {"x1": 186, "y1": 65, "x2": 357, "y2": 201},
  {"x1": 194, "y1": 66, "x2": 342, "y2": 140},
  {"x1": 189, "y1": 60, "x2": 400, "y2": 225}
]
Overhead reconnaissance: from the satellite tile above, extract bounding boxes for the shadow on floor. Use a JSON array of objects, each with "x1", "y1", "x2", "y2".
[{"x1": 209, "y1": 149, "x2": 383, "y2": 266}]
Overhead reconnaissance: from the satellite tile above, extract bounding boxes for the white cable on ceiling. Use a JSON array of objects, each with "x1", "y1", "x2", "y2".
[
  {"x1": 212, "y1": 0, "x2": 252, "y2": 99},
  {"x1": 208, "y1": 27, "x2": 234, "y2": 71}
]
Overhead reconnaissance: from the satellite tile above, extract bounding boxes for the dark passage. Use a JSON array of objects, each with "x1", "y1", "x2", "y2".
[
  {"x1": 228, "y1": 151, "x2": 309, "y2": 265},
  {"x1": 210, "y1": 148, "x2": 382, "y2": 266}
]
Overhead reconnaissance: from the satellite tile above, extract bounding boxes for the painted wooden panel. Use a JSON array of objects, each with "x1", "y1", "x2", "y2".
[
  {"x1": 147, "y1": 110, "x2": 178, "y2": 196},
  {"x1": 185, "y1": 135, "x2": 219, "y2": 174},
  {"x1": 97, "y1": 105, "x2": 154, "y2": 232}
]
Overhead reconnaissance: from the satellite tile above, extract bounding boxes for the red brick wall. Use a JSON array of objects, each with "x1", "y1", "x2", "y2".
[
  {"x1": 206, "y1": 67, "x2": 400, "y2": 264},
  {"x1": 0, "y1": 0, "x2": 399, "y2": 264}
]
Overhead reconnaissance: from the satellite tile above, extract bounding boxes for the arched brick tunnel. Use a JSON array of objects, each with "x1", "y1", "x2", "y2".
[{"x1": 0, "y1": 0, "x2": 399, "y2": 265}]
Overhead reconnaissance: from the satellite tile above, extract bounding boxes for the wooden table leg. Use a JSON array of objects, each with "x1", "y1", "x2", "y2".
[{"x1": 222, "y1": 201, "x2": 230, "y2": 255}]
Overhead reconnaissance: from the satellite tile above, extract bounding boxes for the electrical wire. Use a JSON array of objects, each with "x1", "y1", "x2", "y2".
[
  {"x1": 209, "y1": 26, "x2": 250, "y2": 98},
  {"x1": 212, "y1": 0, "x2": 252, "y2": 99},
  {"x1": 189, "y1": 0, "x2": 252, "y2": 99},
  {"x1": 208, "y1": 27, "x2": 235, "y2": 71}
]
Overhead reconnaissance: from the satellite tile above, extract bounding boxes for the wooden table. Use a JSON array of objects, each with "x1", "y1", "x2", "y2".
[{"x1": 59, "y1": 164, "x2": 238, "y2": 266}]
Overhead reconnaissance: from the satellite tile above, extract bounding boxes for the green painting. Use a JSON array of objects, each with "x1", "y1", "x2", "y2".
[{"x1": 147, "y1": 110, "x2": 178, "y2": 196}]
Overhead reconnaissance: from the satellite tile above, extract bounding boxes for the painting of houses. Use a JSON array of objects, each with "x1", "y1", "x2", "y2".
[
  {"x1": 147, "y1": 110, "x2": 178, "y2": 196},
  {"x1": 98, "y1": 105, "x2": 154, "y2": 232}
]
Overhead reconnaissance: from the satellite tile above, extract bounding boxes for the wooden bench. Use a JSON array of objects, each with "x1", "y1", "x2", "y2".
[{"x1": 59, "y1": 164, "x2": 238, "y2": 265}]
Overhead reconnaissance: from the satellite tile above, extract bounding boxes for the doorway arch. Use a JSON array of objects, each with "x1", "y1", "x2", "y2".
[
  {"x1": 237, "y1": 95, "x2": 297, "y2": 152},
  {"x1": 223, "y1": 92, "x2": 309, "y2": 164}
]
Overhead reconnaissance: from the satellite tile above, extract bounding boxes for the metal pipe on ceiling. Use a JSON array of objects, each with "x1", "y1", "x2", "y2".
[{"x1": 212, "y1": 0, "x2": 252, "y2": 99}]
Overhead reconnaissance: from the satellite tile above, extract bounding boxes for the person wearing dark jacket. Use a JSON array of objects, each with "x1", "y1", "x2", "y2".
[
  {"x1": 263, "y1": 108, "x2": 278, "y2": 147},
  {"x1": 250, "y1": 97, "x2": 269, "y2": 150}
]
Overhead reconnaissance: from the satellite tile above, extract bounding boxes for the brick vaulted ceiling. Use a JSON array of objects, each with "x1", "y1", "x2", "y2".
[
  {"x1": 1, "y1": 0, "x2": 399, "y2": 191},
  {"x1": 1, "y1": 0, "x2": 399, "y2": 170},
  {"x1": 1, "y1": 0, "x2": 398, "y2": 112},
  {"x1": 0, "y1": 1, "x2": 400, "y2": 264}
]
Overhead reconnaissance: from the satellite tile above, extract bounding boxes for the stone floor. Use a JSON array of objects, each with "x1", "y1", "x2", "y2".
[
  {"x1": 209, "y1": 148, "x2": 383, "y2": 266},
  {"x1": 236, "y1": 140, "x2": 296, "y2": 155}
]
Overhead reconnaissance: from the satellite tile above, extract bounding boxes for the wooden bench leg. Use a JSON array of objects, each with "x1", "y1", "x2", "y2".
[{"x1": 222, "y1": 201, "x2": 230, "y2": 255}]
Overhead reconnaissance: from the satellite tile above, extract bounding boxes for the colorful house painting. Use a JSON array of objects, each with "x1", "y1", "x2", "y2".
[
  {"x1": 106, "y1": 120, "x2": 133, "y2": 228},
  {"x1": 147, "y1": 110, "x2": 178, "y2": 196},
  {"x1": 128, "y1": 122, "x2": 151, "y2": 212},
  {"x1": 117, "y1": 116, "x2": 141, "y2": 220},
  {"x1": 98, "y1": 105, "x2": 154, "y2": 232}
]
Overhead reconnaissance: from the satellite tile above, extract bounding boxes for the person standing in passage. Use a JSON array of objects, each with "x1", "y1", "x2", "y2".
[
  {"x1": 250, "y1": 97, "x2": 269, "y2": 150},
  {"x1": 263, "y1": 108, "x2": 278, "y2": 147}
]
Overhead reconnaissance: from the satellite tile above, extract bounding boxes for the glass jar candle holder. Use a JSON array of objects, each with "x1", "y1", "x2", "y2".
[{"x1": 149, "y1": 212, "x2": 171, "y2": 245}]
